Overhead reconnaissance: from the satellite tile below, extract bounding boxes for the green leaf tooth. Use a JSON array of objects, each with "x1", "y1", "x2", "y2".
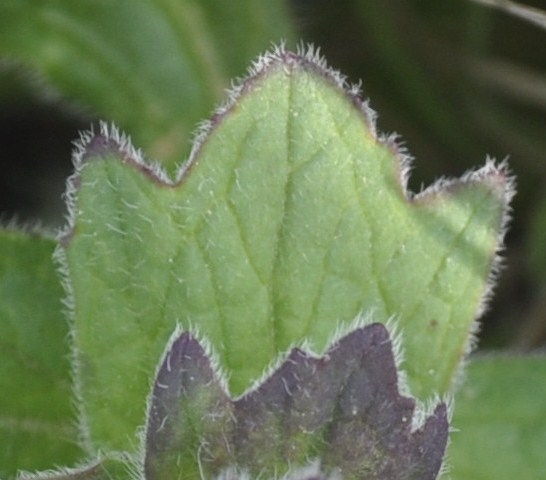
[
  {"x1": 400, "y1": 159, "x2": 514, "y2": 392},
  {"x1": 61, "y1": 45, "x2": 511, "y2": 451}
]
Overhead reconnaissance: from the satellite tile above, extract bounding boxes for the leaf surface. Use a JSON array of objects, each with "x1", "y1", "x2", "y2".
[
  {"x1": 449, "y1": 355, "x2": 546, "y2": 479},
  {"x1": 61, "y1": 48, "x2": 510, "y2": 451},
  {"x1": 145, "y1": 324, "x2": 449, "y2": 479},
  {"x1": 0, "y1": 0, "x2": 294, "y2": 168},
  {"x1": 0, "y1": 230, "x2": 81, "y2": 478}
]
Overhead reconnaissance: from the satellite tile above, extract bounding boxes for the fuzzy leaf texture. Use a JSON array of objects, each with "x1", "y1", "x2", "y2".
[
  {"x1": 144, "y1": 323, "x2": 448, "y2": 480},
  {"x1": 59, "y1": 48, "x2": 511, "y2": 452},
  {"x1": 0, "y1": 231, "x2": 82, "y2": 478},
  {"x1": 0, "y1": 0, "x2": 294, "y2": 168},
  {"x1": 15, "y1": 454, "x2": 133, "y2": 480}
]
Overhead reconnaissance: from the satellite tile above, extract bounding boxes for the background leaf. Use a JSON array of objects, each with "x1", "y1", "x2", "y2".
[
  {"x1": 470, "y1": 0, "x2": 546, "y2": 30},
  {"x1": 0, "y1": 0, "x2": 294, "y2": 170},
  {"x1": 449, "y1": 355, "x2": 546, "y2": 479},
  {"x1": 0, "y1": 230, "x2": 82, "y2": 478},
  {"x1": 62, "y1": 50, "x2": 508, "y2": 452}
]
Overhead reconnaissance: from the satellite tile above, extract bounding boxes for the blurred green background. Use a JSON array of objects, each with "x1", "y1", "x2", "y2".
[{"x1": 1, "y1": 0, "x2": 545, "y2": 351}]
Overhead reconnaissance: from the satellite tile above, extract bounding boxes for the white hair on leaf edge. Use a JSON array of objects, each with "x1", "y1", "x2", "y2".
[
  {"x1": 51, "y1": 242, "x2": 92, "y2": 454},
  {"x1": 15, "y1": 451, "x2": 137, "y2": 480},
  {"x1": 138, "y1": 322, "x2": 231, "y2": 468},
  {"x1": 413, "y1": 157, "x2": 515, "y2": 392},
  {"x1": 56, "y1": 44, "x2": 510, "y2": 478},
  {"x1": 183, "y1": 41, "x2": 383, "y2": 183},
  {"x1": 62, "y1": 42, "x2": 426, "y2": 251}
]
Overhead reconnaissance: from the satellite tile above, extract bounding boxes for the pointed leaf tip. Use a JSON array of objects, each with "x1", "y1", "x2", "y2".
[
  {"x1": 145, "y1": 324, "x2": 449, "y2": 479},
  {"x1": 145, "y1": 331, "x2": 233, "y2": 479}
]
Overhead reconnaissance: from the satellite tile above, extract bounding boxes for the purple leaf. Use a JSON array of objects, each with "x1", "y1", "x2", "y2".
[
  {"x1": 145, "y1": 324, "x2": 449, "y2": 479},
  {"x1": 145, "y1": 332, "x2": 234, "y2": 478}
]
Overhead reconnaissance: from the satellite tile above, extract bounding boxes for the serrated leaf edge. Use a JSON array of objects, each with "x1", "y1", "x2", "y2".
[
  {"x1": 58, "y1": 42, "x2": 410, "y2": 246},
  {"x1": 14, "y1": 451, "x2": 136, "y2": 480},
  {"x1": 415, "y1": 158, "x2": 515, "y2": 390},
  {"x1": 140, "y1": 319, "x2": 452, "y2": 463},
  {"x1": 53, "y1": 42, "x2": 408, "y2": 452},
  {"x1": 55, "y1": 42, "x2": 512, "y2": 454},
  {"x1": 141, "y1": 322, "x2": 450, "y2": 479}
]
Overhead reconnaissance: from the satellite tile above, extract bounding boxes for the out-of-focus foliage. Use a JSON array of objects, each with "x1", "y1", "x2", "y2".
[
  {"x1": 0, "y1": 0, "x2": 294, "y2": 171},
  {"x1": 451, "y1": 355, "x2": 546, "y2": 479},
  {"x1": 0, "y1": 231, "x2": 82, "y2": 477},
  {"x1": 0, "y1": 0, "x2": 295, "y2": 226}
]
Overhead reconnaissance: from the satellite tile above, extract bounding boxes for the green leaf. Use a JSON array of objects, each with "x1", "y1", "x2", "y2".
[
  {"x1": 145, "y1": 324, "x2": 448, "y2": 479},
  {"x1": 0, "y1": 230, "x2": 82, "y2": 478},
  {"x1": 0, "y1": 0, "x2": 294, "y2": 168},
  {"x1": 60, "y1": 48, "x2": 510, "y2": 451},
  {"x1": 449, "y1": 355, "x2": 546, "y2": 479}
]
